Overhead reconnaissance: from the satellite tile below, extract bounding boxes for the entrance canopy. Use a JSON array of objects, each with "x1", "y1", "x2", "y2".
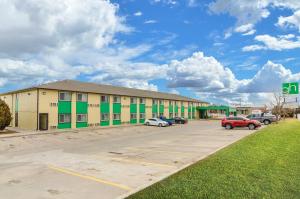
[{"x1": 197, "y1": 105, "x2": 237, "y2": 117}]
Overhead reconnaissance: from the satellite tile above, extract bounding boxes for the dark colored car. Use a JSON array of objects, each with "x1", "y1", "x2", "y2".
[
  {"x1": 221, "y1": 116, "x2": 261, "y2": 130},
  {"x1": 159, "y1": 116, "x2": 174, "y2": 125},
  {"x1": 173, "y1": 117, "x2": 188, "y2": 124}
]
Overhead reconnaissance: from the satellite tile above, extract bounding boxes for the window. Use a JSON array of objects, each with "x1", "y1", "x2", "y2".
[
  {"x1": 76, "y1": 114, "x2": 87, "y2": 122},
  {"x1": 59, "y1": 92, "x2": 71, "y2": 101},
  {"x1": 113, "y1": 96, "x2": 121, "y2": 103},
  {"x1": 101, "y1": 95, "x2": 109, "y2": 103},
  {"x1": 169, "y1": 101, "x2": 173, "y2": 106},
  {"x1": 159, "y1": 113, "x2": 164, "y2": 117},
  {"x1": 159, "y1": 99, "x2": 164, "y2": 104},
  {"x1": 175, "y1": 101, "x2": 178, "y2": 105},
  {"x1": 152, "y1": 113, "x2": 158, "y2": 118},
  {"x1": 130, "y1": 97, "x2": 137, "y2": 104},
  {"x1": 130, "y1": 113, "x2": 137, "y2": 119},
  {"x1": 181, "y1": 101, "x2": 184, "y2": 106},
  {"x1": 152, "y1": 99, "x2": 158, "y2": 105},
  {"x1": 140, "y1": 113, "x2": 145, "y2": 119},
  {"x1": 140, "y1": 98, "x2": 146, "y2": 104},
  {"x1": 188, "y1": 112, "x2": 191, "y2": 118},
  {"x1": 113, "y1": 114, "x2": 121, "y2": 120},
  {"x1": 59, "y1": 114, "x2": 71, "y2": 123},
  {"x1": 175, "y1": 113, "x2": 178, "y2": 117},
  {"x1": 169, "y1": 113, "x2": 173, "y2": 118},
  {"x1": 101, "y1": 113, "x2": 109, "y2": 121},
  {"x1": 77, "y1": 93, "x2": 87, "y2": 102}
]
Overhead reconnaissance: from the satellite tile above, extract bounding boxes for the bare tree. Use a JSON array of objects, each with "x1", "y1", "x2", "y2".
[{"x1": 270, "y1": 92, "x2": 285, "y2": 122}]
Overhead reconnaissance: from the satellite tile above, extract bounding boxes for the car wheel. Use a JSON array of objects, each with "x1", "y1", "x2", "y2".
[
  {"x1": 158, "y1": 123, "x2": 162, "y2": 127},
  {"x1": 225, "y1": 124, "x2": 232, "y2": 130},
  {"x1": 146, "y1": 122, "x2": 150, "y2": 126},
  {"x1": 263, "y1": 120, "x2": 270, "y2": 125},
  {"x1": 248, "y1": 123, "x2": 255, "y2": 130}
]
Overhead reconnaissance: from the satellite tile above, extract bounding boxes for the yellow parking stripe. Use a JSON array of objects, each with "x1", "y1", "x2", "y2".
[
  {"x1": 128, "y1": 147, "x2": 192, "y2": 155},
  {"x1": 48, "y1": 165, "x2": 132, "y2": 191},
  {"x1": 112, "y1": 158, "x2": 176, "y2": 168}
]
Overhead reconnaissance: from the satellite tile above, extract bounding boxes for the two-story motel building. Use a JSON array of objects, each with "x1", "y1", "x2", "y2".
[{"x1": 0, "y1": 80, "x2": 208, "y2": 130}]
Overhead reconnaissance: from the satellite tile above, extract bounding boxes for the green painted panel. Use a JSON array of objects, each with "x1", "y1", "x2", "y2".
[
  {"x1": 159, "y1": 105, "x2": 164, "y2": 113},
  {"x1": 76, "y1": 122, "x2": 87, "y2": 128},
  {"x1": 101, "y1": 102, "x2": 110, "y2": 113},
  {"x1": 130, "y1": 104, "x2": 137, "y2": 113},
  {"x1": 175, "y1": 105, "x2": 179, "y2": 113},
  {"x1": 181, "y1": 106, "x2": 185, "y2": 113},
  {"x1": 152, "y1": 104, "x2": 158, "y2": 113},
  {"x1": 169, "y1": 105, "x2": 173, "y2": 113},
  {"x1": 113, "y1": 120, "x2": 121, "y2": 125},
  {"x1": 58, "y1": 122, "x2": 71, "y2": 129},
  {"x1": 76, "y1": 102, "x2": 87, "y2": 114},
  {"x1": 188, "y1": 106, "x2": 192, "y2": 119},
  {"x1": 139, "y1": 119, "x2": 145, "y2": 123},
  {"x1": 113, "y1": 103, "x2": 121, "y2": 114},
  {"x1": 100, "y1": 120, "x2": 110, "y2": 126},
  {"x1": 130, "y1": 119, "x2": 137, "y2": 124},
  {"x1": 58, "y1": 101, "x2": 71, "y2": 114},
  {"x1": 139, "y1": 104, "x2": 145, "y2": 113}
]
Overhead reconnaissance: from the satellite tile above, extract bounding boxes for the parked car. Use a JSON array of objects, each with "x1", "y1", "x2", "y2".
[
  {"x1": 145, "y1": 118, "x2": 169, "y2": 127},
  {"x1": 173, "y1": 117, "x2": 188, "y2": 124},
  {"x1": 221, "y1": 116, "x2": 261, "y2": 130},
  {"x1": 246, "y1": 113, "x2": 277, "y2": 125},
  {"x1": 159, "y1": 116, "x2": 174, "y2": 125}
]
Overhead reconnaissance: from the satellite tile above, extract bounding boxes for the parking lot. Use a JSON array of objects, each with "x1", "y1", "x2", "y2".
[{"x1": 0, "y1": 121, "x2": 255, "y2": 199}]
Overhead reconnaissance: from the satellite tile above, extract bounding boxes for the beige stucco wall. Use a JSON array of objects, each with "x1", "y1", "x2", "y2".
[
  {"x1": 121, "y1": 96, "x2": 130, "y2": 124},
  {"x1": 88, "y1": 93, "x2": 100, "y2": 126},
  {"x1": 17, "y1": 90, "x2": 38, "y2": 130},
  {"x1": 38, "y1": 89, "x2": 58, "y2": 129},
  {"x1": 145, "y1": 98, "x2": 152, "y2": 119},
  {"x1": 164, "y1": 100, "x2": 169, "y2": 118}
]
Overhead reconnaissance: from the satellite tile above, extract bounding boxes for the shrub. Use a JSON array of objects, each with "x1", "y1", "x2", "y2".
[{"x1": 0, "y1": 99, "x2": 12, "y2": 130}]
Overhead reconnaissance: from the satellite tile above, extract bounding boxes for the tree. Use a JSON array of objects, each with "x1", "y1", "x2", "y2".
[
  {"x1": 270, "y1": 93, "x2": 285, "y2": 122},
  {"x1": 0, "y1": 99, "x2": 12, "y2": 130}
]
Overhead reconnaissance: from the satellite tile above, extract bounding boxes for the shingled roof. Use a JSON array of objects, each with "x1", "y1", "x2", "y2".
[{"x1": 1, "y1": 80, "x2": 206, "y2": 103}]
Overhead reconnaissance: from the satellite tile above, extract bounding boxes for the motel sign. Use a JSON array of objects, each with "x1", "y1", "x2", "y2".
[{"x1": 282, "y1": 82, "x2": 299, "y2": 95}]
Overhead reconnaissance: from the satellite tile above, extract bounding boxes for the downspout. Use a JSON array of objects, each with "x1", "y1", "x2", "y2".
[{"x1": 37, "y1": 89, "x2": 39, "y2": 130}]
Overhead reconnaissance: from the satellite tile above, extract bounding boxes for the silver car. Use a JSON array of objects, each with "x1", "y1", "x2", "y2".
[
  {"x1": 144, "y1": 118, "x2": 169, "y2": 127},
  {"x1": 246, "y1": 113, "x2": 277, "y2": 125}
]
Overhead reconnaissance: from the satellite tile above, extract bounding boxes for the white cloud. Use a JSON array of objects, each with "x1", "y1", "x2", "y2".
[
  {"x1": 235, "y1": 24, "x2": 254, "y2": 33},
  {"x1": 243, "y1": 34, "x2": 300, "y2": 51},
  {"x1": 0, "y1": 0, "x2": 129, "y2": 56},
  {"x1": 0, "y1": 0, "x2": 166, "y2": 92},
  {"x1": 277, "y1": 10, "x2": 300, "y2": 32},
  {"x1": 237, "y1": 61, "x2": 300, "y2": 93},
  {"x1": 165, "y1": 51, "x2": 300, "y2": 105},
  {"x1": 209, "y1": 0, "x2": 300, "y2": 25},
  {"x1": 209, "y1": 0, "x2": 300, "y2": 36},
  {"x1": 134, "y1": 11, "x2": 143, "y2": 16},
  {"x1": 234, "y1": 23, "x2": 256, "y2": 36},
  {"x1": 144, "y1": 20, "x2": 157, "y2": 24},
  {"x1": 167, "y1": 52, "x2": 237, "y2": 92},
  {"x1": 150, "y1": 0, "x2": 177, "y2": 6}
]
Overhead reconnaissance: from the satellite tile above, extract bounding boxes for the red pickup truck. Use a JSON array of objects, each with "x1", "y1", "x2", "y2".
[{"x1": 221, "y1": 116, "x2": 261, "y2": 130}]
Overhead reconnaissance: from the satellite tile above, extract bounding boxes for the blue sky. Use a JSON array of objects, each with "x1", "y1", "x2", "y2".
[{"x1": 1, "y1": 0, "x2": 300, "y2": 105}]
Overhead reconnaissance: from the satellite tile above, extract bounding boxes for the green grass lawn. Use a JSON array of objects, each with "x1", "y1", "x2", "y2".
[{"x1": 127, "y1": 120, "x2": 300, "y2": 199}]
